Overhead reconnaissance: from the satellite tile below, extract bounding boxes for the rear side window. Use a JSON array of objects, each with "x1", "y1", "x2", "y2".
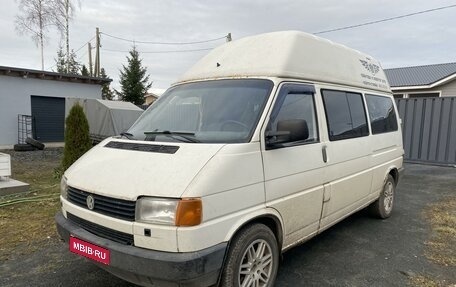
[
  {"x1": 366, "y1": 94, "x2": 398, "y2": 134},
  {"x1": 322, "y1": 90, "x2": 369, "y2": 141}
]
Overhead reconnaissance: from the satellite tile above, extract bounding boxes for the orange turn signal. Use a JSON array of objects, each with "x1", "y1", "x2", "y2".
[{"x1": 175, "y1": 198, "x2": 202, "y2": 226}]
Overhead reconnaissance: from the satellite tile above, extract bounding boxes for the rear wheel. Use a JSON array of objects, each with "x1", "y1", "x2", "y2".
[
  {"x1": 370, "y1": 174, "x2": 395, "y2": 219},
  {"x1": 220, "y1": 223, "x2": 279, "y2": 287}
]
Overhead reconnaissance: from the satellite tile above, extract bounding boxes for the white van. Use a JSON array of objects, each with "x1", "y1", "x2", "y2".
[{"x1": 56, "y1": 31, "x2": 404, "y2": 287}]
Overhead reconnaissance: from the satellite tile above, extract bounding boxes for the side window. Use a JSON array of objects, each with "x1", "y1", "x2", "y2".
[
  {"x1": 366, "y1": 94, "x2": 398, "y2": 134},
  {"x1": 322, "y1": 90, "x2": 369, "y2": 141},
  {"x1": 268, "y1": 92, "x2": 318, "y2": 145}
]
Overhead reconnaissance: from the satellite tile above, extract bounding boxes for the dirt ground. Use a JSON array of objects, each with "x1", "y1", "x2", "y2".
[
  {"x1": 0, "y1": 149, "x2": 455, "y2": 287},
  {"x1": 0, "y1": 149, "x2": 61, "y2": 260}
]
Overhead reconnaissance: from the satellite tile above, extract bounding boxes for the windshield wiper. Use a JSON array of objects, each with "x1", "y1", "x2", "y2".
[
  {"x1": 120, "y1": 132, "x2": 134, "y2": 140},
  {"x1": 144, "y1": 130, "x2": 200, "y2": 143}
]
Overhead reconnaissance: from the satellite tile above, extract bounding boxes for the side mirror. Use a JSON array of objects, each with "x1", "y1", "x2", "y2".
[{"x1": 266, "y1": 119, "x2": 309, "y2": 148}]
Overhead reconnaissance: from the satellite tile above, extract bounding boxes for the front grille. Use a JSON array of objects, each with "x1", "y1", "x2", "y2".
[
  {"x1": 67, "y1": 186, "x2": 136, "y2": 221},
  {"x1": 67, "y1": 213, "x2": 134, "y2": 245}
]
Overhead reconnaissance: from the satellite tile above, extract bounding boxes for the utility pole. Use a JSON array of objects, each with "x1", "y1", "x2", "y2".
[
  {"x1": 94, "y1": 27, "x2": 100, "y2": 77},
  {"x1": 226, "y1": 33, "x2": 232, "y2": 42},
  {"x1": 88, "y1": 42, "x2": 93, "y2": 76}
]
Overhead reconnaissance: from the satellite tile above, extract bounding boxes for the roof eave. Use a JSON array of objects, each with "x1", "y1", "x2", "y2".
[
  {"x1": 0, "y1": 65, "x2": 111, "y2": 85},
  {"x1": 391, "y1": 72, "x2": 456, "y2": 91}
]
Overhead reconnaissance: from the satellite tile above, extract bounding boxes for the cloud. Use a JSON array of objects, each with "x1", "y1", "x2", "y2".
[{"x1": 1, "y1": 0, "x2": 455, "y2": 90}]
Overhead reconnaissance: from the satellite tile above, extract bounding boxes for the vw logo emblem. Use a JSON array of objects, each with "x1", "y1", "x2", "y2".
[{"x1": 86, "y1": 195, "x2": 95, "y2": 210}]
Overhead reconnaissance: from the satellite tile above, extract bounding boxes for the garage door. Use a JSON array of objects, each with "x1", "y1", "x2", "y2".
[{"x1": 31, "y1": 96, "x2": 65, "y2": 142}]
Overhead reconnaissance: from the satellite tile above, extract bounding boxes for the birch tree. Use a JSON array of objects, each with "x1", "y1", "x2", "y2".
[
  {"x1": 15, "y1": 0, "x2": 55, "y2": 70},
  {"x1": 52, "y1": 0, "x2": 79, "y2": 72}
]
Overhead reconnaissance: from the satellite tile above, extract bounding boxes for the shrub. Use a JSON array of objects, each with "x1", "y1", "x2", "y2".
[{"x1": 62, "y1": 103, "x2": 91, "y2": 171}]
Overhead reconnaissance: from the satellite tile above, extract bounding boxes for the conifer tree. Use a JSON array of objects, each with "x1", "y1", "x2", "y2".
[
  {"x1": 55, "y1": 46, "x2": 80, "y2": 74},
  {"x1": 80, "y1": 64, "x2": 89, "y2": 76},
  {"x1": 100, "y1": 68, "x2": 114, "y2": 100},
  {"x1": 115, "y1": 47, "x2": 152, "y2": 105},
  {"x1": 62, "y1": 103, "x2": 91, "y2": 171}
]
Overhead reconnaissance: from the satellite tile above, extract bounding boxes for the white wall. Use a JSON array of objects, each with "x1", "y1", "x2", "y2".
[
  {"x1": 391, "y1": 79, "x2": 456, "y2": 98},
  {"x1": 0, "y1": 75, "x2": 102, "y2": 148},
  {"x1": 441, "y1": 80, "x2": 456, "y2": 97}
]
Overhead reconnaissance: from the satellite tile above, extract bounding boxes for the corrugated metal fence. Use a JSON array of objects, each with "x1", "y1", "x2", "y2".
[{"x1": 396, "y1": 97, "x2": 456, "y2": 166}]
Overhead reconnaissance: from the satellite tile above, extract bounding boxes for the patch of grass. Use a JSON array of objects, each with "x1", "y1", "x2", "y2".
[
  {"x1": 410, "y1": 275, "x2": 439, "y2": 287},
  {"x1": 0, "y1": 150, "x2": 62, "y2": 260},
  {"x1": 423, "y1": 196, "x2": 456, "y2": 267},
  {"x1": 409, "y1": 275, "x2": 444, "y2": 287},
  {"x1": 409, "y1": 195, "x2": 456, "y2": 286}
]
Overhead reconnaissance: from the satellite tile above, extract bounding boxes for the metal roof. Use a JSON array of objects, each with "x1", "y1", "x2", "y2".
[
  {"x1": 0, "y1": 65, "x2": 111, "y2": 85},
  {"x1": 384, "y1": 62, "x2": 456, "y2": 87}
]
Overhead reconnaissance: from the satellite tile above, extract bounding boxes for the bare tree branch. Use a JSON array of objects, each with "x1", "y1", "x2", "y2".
[{"x1": 15, "y1": 0, "x2": 57, "y2": 70}]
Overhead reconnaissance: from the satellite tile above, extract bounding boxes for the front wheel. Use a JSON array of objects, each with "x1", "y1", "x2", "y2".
[
  {"x1": 370, "y1": 174, "x2": 396, "y2": 219},
  {"x1": 220, "y1": 223, "x2": 279, "y2": 287}
]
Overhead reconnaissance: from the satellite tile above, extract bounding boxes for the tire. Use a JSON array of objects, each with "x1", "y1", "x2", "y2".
[
  {"x1": 370, "y1": 174, "x2": 396, "y2": 219},
  {"x1": 220, "y1": 224, "x2": 279, "y2": 287},
  {"x1": 25, "y1": 137, "x2": 45, "y2": 150},
  {"x1": 13, "y1": 143, "x2": 36, "y2": 152}
]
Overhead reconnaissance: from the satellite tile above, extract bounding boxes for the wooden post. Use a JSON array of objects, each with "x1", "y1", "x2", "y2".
[
  {"x1": 95, "y1": 27, "x2": 100, "y2": 77},
  {"x1": 88, "y1": 42, "x2": 93, "y2": 77}
]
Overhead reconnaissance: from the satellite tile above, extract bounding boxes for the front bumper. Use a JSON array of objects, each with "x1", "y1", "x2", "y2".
[{"x1": 55, "y1": 212, "x2": 227, "y2": 287}]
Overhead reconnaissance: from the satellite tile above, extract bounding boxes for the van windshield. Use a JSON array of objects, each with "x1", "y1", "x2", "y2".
[{"x1": 128, "y1": 79, "x2": 273, "y2": 143}]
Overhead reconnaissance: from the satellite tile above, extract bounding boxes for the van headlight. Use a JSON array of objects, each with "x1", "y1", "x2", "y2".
[
  {"x1": 136, "y1": 197, "x2": 202, "y2": 226},
  {"x1": 60, "y1": 176, "x2": 68, "y2": 199}
]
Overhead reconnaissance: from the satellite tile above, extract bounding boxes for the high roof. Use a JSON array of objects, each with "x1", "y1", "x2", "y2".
[
  {"x1": 177, "y1": 31, "x2": 391, "y2": 93},
  {"x1": 384, "y1": 62, "x2": 456, "y2": 88},
  {"x1": 0, "y1": 65, "x2": 111, "y2": 85}
]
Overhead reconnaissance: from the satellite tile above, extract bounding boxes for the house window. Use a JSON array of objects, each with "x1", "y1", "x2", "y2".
[
  {"x1": 393, "y1": 94, "x2": 404, "y2": 99},
  {"x1": 408, "y1": 92, "x2": 439, "y2": 98}
]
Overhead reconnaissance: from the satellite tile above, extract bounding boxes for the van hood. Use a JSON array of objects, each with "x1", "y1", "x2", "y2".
[{"x1": 65, "y1": 139, "x2": 224, "y2": 200}]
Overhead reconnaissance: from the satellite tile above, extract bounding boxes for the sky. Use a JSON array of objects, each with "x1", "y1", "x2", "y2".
[{"x1": 1, "y1": 0, "x2": 456, "y2": 91}]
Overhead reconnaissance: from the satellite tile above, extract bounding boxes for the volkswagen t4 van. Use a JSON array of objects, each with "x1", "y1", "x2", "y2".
[{"x1": 56, "y1": 31, "x2": 404, "y2": 287}]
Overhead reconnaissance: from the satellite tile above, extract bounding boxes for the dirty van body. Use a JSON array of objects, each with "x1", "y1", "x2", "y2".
[{"x1": 56, "y1": 31, "x2": 404, "y2": 287}]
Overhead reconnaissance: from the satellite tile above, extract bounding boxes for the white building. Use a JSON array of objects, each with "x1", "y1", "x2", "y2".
[
  {"x1": 0, "y1": 66, "x2": 110, "y2": 148},
  {"x1": 144, "y1": 88, "x2": 166, "y2": 105},
  {"x1": 384, "y1": 62, "x2": 456, "y2": 98}
]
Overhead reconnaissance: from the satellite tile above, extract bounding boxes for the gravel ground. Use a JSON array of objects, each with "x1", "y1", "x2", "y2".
[
  {"x1": 2, "y1": 148, "x2": 64, "y2": 164},
  {"x1": 0, "y1": 161, "x2": 455, "y2": 287}
]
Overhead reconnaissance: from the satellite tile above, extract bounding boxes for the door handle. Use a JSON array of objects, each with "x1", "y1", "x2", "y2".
[{"x1": 322, "y1": 146, "x2": 328, "y2": 163}]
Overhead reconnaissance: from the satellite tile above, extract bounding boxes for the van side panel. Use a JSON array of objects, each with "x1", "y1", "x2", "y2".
[
  {"x1": 263, "y1": 144, "x2": 326, "y2": 249},
  {"x1": 368, "y1": 98, "x2": 404, "y2": 195},
  {"x1": 317, "y1": 86, "x2": 374, "y2": 230},
  {"x1": 319, "y1": 136, "x2": 373, "y2": 229},
  {"x1": 261, "y1": 83, "x2": 327, "y2": 249}
]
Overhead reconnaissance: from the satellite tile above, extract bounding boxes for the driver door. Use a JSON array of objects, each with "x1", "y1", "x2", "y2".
[{"x1": 262, "y1": 83, "x2": 327, "y2": 248}]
